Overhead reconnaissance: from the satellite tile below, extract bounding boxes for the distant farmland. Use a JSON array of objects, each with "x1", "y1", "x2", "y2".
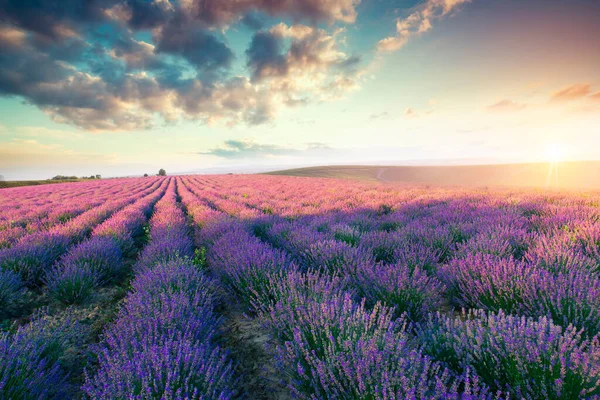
[
  {"x1": 266, "y1": 161, "x2": 600, "y2": 190},
  {"x1": 0, "y1": 178, "x2": 82, "y2": 189}
]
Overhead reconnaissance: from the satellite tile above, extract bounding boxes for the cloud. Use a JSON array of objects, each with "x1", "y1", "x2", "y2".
[
  {"x1": 0, "y1": 0, "x2": 363, "y2": 131},
  {"x1": 588, "y1": 91, "x2": 600, "y2": 102},
  {"x1": 377, "y1": 0, "x2": 471, "y2": 53},
  {"x1": 245, "y1": 23, "x2": 365, "y2": 105},
  {"x1": 199, "y1": 139, "x2": 333, "y2": 159},
  {"x1": 370, "y1": 111, "x2": 390, "y2": 120},
  {"x1": 487, "y1": 99, "x2": 527, "y2": 112},
  {"x1": 240, "y1": 12, "x2": 265, "y2": 30},
  {"x1": 550, "y1": 83, "x2": 592, "y2": 102},
  {"x1": 404, "y1": 107, "x2": 417, "y2": 117}
]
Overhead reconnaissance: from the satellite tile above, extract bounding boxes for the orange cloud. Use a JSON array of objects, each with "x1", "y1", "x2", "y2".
[
  {"x1": 550, "y1": 83, "x2": 591, "y2": 102},
  {"x1": 377, "y1": 0, "x2": 471, "y2": 53}
]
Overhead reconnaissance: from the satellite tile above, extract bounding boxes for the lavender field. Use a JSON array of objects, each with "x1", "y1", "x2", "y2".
[{"x1": 1, "y1": 175, "x2": 600, "y2": 399}]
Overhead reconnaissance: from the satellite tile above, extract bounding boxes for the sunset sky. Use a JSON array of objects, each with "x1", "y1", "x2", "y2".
[{"x1": 1, "y1": 0, "x2": 599, "y2": 179}]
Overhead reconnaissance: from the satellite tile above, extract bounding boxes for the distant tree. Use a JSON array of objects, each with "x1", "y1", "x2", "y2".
[
  {"x1": 143, "y1": 173, "x2": 149, "y2": 177},
  {"x1": 89, "y1": 175, "x2": 95, "y2": 179},
  {"x1": 95, "y1": 174, "x2": 101, "y2": 179},
  {"x1": 158, "y1": 168, "x2": 166, "y2": 176}
]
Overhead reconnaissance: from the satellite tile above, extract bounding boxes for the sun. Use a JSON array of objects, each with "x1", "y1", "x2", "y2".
[{"x1": 544, "y1": 142, "x2": 566, "y2": 163}]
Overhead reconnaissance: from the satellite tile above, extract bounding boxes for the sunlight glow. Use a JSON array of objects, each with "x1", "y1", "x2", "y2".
[{"x1": 545, "y1": 142, "x2": 566, "y2": 163}]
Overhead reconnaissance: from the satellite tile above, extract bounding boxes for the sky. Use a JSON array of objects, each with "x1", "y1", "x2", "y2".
[{"x1": 0, "y1": 0, "x2": 599, "y2": 179}]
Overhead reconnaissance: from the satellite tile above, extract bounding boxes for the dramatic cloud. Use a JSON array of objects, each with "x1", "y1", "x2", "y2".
[
  {"x1": 377, "y1": 0, "x2": 471, "y2": 52},
  {"x1": 550, "y1": 83, "x2": 592, "y2": 102},
  {"x1": 487, "y1": 99, "x2": 527, "y2": 112},
  {"x1": 0, "y1": 0, "x2": 362, "y2": 131},
  {"x1": 200, "y1": 139, "x2": 333, "y2": 159},
  {"x1": 245, "y1": 23, "x2": 365, "y2": 108}
]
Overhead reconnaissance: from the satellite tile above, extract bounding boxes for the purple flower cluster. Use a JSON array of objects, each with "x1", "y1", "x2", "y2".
[
  {"x1": 268, "y1": 291, "x2": 484, "y2": 399},
  {"x1": 1, "y1": 311, "x2": 84, "y2": 398},
  {"x1": 0, "y1": 331, "x2": 65, "y2": 398},
  {"x1": 441, "y1": 253, "x2": 600, "y2": 334},
  {"x1": 0, "y1": 268, "x2": 22, "y2": 313},
  {"x1": 356, "y1": 263, "x2": 445, "y2": 321},
  {"x1": 208, "y1": 226, "x2": 294, "y2": 308},
  {"x1": 83, "y1": 260, "x2": 235, "y2": 399},
  {"x1": 419, "y1": 310, "x2": 600, "y2": 399}
]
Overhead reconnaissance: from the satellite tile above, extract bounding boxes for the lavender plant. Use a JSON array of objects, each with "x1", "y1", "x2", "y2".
[
  {"x1": 0, "y1": 268, "x2": 22, "y2": 313},
  {"x1": 419, "y1": 310, "x2": 600, "y2": 399}
]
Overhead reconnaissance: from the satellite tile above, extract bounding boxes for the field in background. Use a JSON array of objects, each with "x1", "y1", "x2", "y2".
[
  {"x1": 266, "y1": 161, "x2": 600, "y2": 189},
  {"x1": 1, "y1": 174, "x2": 600, "y2": 398},
  {"x1": 0, "y1": 178, "x2": 82, "y2": 189}
]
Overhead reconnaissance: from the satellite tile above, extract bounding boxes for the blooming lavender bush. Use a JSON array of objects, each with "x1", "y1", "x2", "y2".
[
  {"x1": 356, "y1": 263, "x2": 446, "y2": 320},
  {"x1": 0, "y1": 268, "x2": 22, "y2": 312},
  {"x1": 0, "y1": 332, "x2": 65, "y2": 399},
  {"x1": 57, "y1": 236, "x2": 123, "y2": 280},
  {"x1": 0, "y1": 232, "x2": 71, "y2": 284},
  {"x1": 527, "y1": 270, "x2": 600, "y2": 335},
  {"x1": 208, "y1": 227, "x2": 293, "y2": 307},
  {"x1": 251, "y1": 268, "x2": 350, "y2": 316},
  {"x1": 85, "y1": 260, "x2": 234, "y2": 399},
  {"x1": 525, "y1": 232, "x2": 597, "y2": 274},
  {"x1": 302, "y1": 239, "x2": 372, "y2": 275},
  {"x1": 440, "y1": 253, "x2": 536, "y2": 313},
  {"x1": 419, "y1": 309, "x2": 600, "y2": 399},
  {"x1": 272, "y1": 294, "x2": 484, "y2": 399},
  {"x1": 1, "y1": 311, "x2": 84, "y2": 398},
  {"x1": 44, "y1": 261, "x2": 101, "y2": 304},
  {"x1": 136, "y1": 233, "x2": 194, "y2": 267},
  {"x1": 83, "y1": 335, "x2": 235, "y2": 399}
]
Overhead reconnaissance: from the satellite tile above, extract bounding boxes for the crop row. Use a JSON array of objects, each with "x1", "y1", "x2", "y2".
[{"x1": 84, "y1": 178, "x2": 236, "y2": 398}]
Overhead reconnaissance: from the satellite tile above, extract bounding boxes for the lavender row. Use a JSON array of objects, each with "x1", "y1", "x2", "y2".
[
  {"x1": 84, "y1": 178, "x2": 235, "y2": 398},
  {"x1": 0, "y1": 179, "x2": 143, "y2": 249},
  {"x1": 43, "y1": 178, "x2": 170, "y2": 305},
  {"x1": 0, "y1": 178, "x2": 161, "y2": 287}
]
